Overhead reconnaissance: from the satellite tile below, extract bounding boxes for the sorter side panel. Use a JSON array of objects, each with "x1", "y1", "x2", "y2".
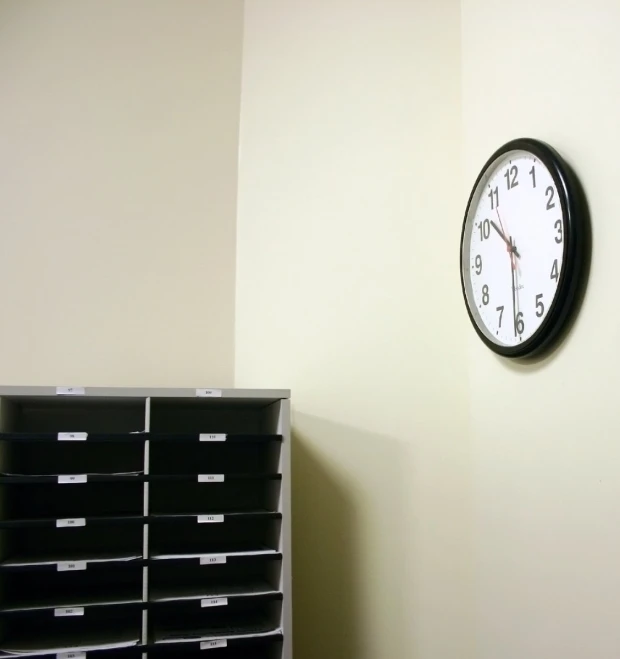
[
  {"x1": 142, "y1": 397, "x2": 151, "y2": 646},
  {"x1": 0, "y1": 399, "x2": 13, "y2": 554},
  {"x1": 277, "y1": 399, "x2": 292, "y2": 659}
]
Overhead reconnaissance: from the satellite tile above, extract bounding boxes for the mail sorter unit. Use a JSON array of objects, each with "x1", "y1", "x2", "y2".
[{"x1": 0, "y1": 387, "x2": 291, "y2": 659}]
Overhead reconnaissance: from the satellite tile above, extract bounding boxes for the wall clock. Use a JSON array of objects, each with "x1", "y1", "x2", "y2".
[{"x1": 460, "y1": 138, "x2": 587, "y2": 358}]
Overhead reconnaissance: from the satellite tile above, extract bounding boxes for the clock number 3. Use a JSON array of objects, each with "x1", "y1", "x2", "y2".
[{"x1": 554, "y1": 219, "x2": 563, "y2": 244}]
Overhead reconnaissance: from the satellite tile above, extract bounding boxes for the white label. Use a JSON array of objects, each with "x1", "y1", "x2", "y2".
[
  {"x1": 198, "y1": 474, "x2": 225, "y2": 483},
  {"x1": 201, "y1": 597, "x2": 228, "y2": 608},
  {"x1": 56, "y1": 518, "x2": 86, "y2": 528},
  {"x1": 57, "y1": 561, "x2": 87, "y2": 572},
  {"x1": 197, "y1": 514, "x2": 224, "y2": 524},
  {"x1": 58, "y1": 432, "x2": 87, "y2": 441},
  {"x1": 199, "y1": 433, "x2": 227, "y2": 442},
  {"x1": 200, "y1": 640, "x2": 228, "y2": 650},
  {"x1": 54, "y1": 607, "x2": 84, "y2": 617},
  {"x1": 58, "y1": 475, "x2": 87, "y2": 484},
  {"x1": 200, "y1": 555, "x2": 227, "y2": 565},
  {"x1": 56, "y1": 387, "x2": 85, "y2": 396},
  {"x1": 195, "y1": 388, "x2": 222, "y2": 398},
  {"x1": 58, "y1": 653, "x2": 86, "y2": 659}
]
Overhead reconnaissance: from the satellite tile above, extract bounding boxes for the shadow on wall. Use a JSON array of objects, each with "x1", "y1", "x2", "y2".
[{"x1": 291, "y1": 413, "x2": 408, "y2": 659}]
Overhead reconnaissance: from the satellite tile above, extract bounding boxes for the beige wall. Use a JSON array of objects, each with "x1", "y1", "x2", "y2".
[
  {"x1": 235, "y1": 2, "x2": 472, "y2": 658},
  {"x1": 0, "y1": 0, "x2": 243, "y2": 386},
  {"x1": 462, "y1": 1, "x2": 620, "y2": 657}
]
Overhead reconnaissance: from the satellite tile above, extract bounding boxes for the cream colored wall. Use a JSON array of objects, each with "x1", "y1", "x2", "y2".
[
  {"x1": 0, "y1": 0, "x2": 243, "y2": 386},
  {"x1": 235, "y1": 2, "x2": 472, "y2": 658},
  {"x1": 462, "y1": 1, "x2": 620, "y2": 657}
]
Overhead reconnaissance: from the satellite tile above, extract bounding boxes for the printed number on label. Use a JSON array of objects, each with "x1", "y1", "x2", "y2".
[
  {"x1": 198, "y1": 515, "x2": 224, "y2": 524},
  {"x1": 56, "y1": 518, "x2": 86, "y2": 528},
  {"x1": 201, "y1": 597, "x2": 228, "y2": 608},
  {"x1": 58, "y1": 475, "x2": 87, "y2": 484},
  {"x1": 58, "y1": 432, "x2": 87, "y2": 441},
  {"x1": 198, "y1": 474, "x2": 225, "y2": 483},
  {"x1": 200, "y1": 555, "x2": 227, "y2": 565},
  {"x1": 56, "y1": 387, "x2": 85, "y2": 396},
  {"x1": 54, "y1": 607, "x2": 84, "y2": 617},
  {"x1": 200, "y1": 640, "x2": 228, "y2": 649},
  {"x1": 57, "y1": 561, "x2": 87, "y2": 572},
  {"x1": 199, "y1": 433, "x2": 227, "y2": 442},
  {"x1": 195, "y1": 388, "x2": 222, "y2": 398}
]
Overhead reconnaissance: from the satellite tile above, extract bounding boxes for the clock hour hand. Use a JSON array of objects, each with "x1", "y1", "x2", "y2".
[{"x1": 490, "y1": 220, "x2": 521, "y2": 259}]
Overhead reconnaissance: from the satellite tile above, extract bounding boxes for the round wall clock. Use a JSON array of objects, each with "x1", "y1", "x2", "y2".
[{"x1": 460, "y1": 138, "x2": 587, "y2": 358}]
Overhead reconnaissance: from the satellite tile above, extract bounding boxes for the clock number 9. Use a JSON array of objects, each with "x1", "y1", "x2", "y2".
[
  {"x1": 474, "y1": 255, "x2": 482, "y2": 275},
  {"x1": 515, "y1": 312, "x2": 524, "y2": 335}
]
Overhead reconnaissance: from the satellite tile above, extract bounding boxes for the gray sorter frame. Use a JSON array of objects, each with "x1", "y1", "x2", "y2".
[{"x1": 0, "y1": 386, "x2": 292, "y2": 659}]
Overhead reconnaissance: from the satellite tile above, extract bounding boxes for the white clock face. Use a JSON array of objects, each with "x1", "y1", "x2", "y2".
[{"x1": 461, "y1": 149, "x2": 565, "y2": 348}]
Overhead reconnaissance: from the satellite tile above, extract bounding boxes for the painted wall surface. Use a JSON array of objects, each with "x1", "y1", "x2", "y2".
[
  {"x1": 462, "y1": 1, "x2": 620, "y2": 657},
  {"x1": 235, "y1": 2, "x2": 472, "y2": 658},
  {"x1": 0, "y1": 0, "x2": 243, "y2": 386}
]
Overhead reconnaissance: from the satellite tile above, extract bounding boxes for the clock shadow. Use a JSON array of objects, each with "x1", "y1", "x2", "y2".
[{"x1": 501, "y1": 161, "x2": 592, "y2": 371}]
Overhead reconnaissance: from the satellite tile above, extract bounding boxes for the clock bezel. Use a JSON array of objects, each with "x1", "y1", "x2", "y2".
[{"x1": 459, "y1": 137, "x2": 586, "y2": 358}]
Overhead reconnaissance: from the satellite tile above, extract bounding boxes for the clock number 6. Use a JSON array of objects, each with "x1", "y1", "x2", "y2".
[{"x1": 515, "y1": 311, "x2": 524, "y2": 335}]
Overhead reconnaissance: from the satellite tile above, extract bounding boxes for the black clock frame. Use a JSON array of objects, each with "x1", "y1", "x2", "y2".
[{"x1": 459, "y1": 137, "x2": 587, "y2": 358}]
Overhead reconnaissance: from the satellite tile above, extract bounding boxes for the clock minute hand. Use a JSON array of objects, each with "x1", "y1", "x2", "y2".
[
  {"x1": 490, "y1": 220, "x2": 521, "y2": 259},
  {"x1": 510, "y1": 236, "x2": 517, "y2": 337}
]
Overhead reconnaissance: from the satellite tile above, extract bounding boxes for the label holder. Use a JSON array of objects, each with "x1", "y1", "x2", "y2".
[
  {"x1": 56, "y1": 387, "x2": 85, "y2": 396},
  {"x1": 200, "y1": 555, "x2": 227, "y2": 565},
  {"x1": 56, "y1": 518, "x2": 86, "y2": 528},
  {"x1": 58, "y1": 475, "x2": 88, "y2": 484},
  {"x1": 195, "y1": 389, "x2": 222, "y2": 398},
  {"x1": 201, "y1": 597, "x2": 228, "y2": 608},
  {"x1": 199, "y1": 433, "x2": 227, "y2": 442},
  {"x1": 198, "y1": 474, "x2": 225, "y2": 483},
  {"x1": 57, "y1": 561, "x2": 87, "y2": 572},
  {"x1": 197, "y1": 515, "x2": 224, "y2": 524},
  {"x1": 200, "y1": 640, "x2": 228, "y2": 650}
]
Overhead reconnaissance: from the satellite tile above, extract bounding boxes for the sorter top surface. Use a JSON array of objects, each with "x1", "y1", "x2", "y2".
[{"x1": 0, "y1": 386, "x2": 290, "y2": 403}]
